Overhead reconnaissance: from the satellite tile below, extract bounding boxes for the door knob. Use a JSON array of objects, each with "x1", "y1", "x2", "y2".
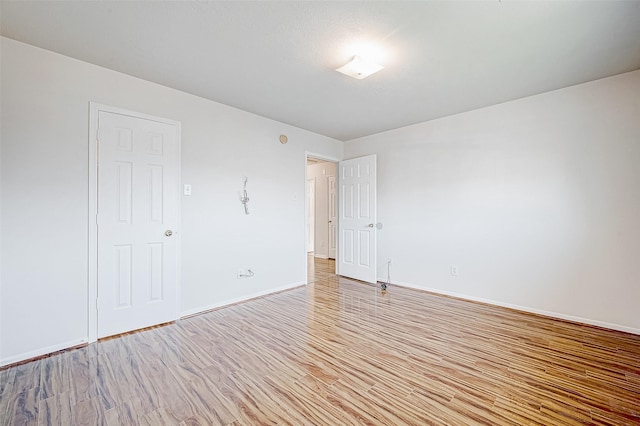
[
  {"x1": 165, "y1": 230, "x2": 173, "y2": 237},
  {"x1": 368, "y1": 223, "x2": 375, "y2": 228}
]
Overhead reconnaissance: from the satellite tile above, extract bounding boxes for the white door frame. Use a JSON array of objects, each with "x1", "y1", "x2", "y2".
[
  {"x1": 305, "y1": 152, "x2": 340, "y2": 281},
  {"x1": 327, "y1": 174, "x2": 337, "y2": 260},
  {"x1": 88, "y1": 102, "x2": 182, "y2": 343},
  {"x1": 306, "y1": 178, "x2": 316, "y2": 253}
]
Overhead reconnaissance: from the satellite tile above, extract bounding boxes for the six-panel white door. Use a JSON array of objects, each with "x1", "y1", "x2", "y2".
[
  {"x1": 97, "y1": 111, "x2": 179, "y2": 338},
  {"x1": 338, "y1": 155, "x2": 377, "y2": 283}
]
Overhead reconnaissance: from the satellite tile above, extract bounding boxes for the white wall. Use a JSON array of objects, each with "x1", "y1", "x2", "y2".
[
  {"x1": 0, "y1": 37, "x2": 342, "y2": 365},
  {"x1": 307, "y1": 162, "x2": 337, "y2": 258},
  {"x1": 345, "y1": 70, "x2": 640, "y2": 334}
]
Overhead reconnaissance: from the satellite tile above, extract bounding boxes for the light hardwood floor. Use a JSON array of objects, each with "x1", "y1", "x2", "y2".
[{"x1": 2, "y1": 256, "x2": 640, "y2": 425}]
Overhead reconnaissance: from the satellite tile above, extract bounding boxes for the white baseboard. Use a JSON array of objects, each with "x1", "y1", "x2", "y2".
[
  {"x1": 0, "y1": 338, "x2": 88, "y2": 367},
  {"x1": 1, "y1": 282, "x2": 306, "y2": 366},
  {"x1": 314, "y1": 254, "x2": 329, "y2": 259},
  {"x1": 384, "y1": 279, "x2": 640, "y2": 336},
  {"x1": 180, "y1": 281, "x2": 306, "y2": 318}
]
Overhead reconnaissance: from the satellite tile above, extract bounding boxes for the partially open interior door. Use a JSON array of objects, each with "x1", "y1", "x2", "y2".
[{"x1": 337, "y1": 154, "x2": 377, "y2": 283}]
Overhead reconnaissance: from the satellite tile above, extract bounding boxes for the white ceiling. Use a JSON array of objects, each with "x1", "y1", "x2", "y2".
[{"x1": 2, "y1": 1, "x2": 639, "y2": 141}]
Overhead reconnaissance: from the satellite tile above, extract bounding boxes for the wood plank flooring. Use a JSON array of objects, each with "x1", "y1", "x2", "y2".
[{"x1": 2, "y1": 256, "x2": 640, "y2": 425}]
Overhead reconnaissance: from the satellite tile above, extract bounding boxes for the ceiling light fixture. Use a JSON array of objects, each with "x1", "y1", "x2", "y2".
[{"x1": 336, "y1": 55, "x2": 384, "y2": 80}]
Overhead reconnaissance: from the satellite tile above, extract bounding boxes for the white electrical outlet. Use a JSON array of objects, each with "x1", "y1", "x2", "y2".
[
  {"x1": 237, "y1": 267, "x2": 255, "y2": 279},
  {"x1": 451, "y1": 265, "x2": 458, "y2": 276}
]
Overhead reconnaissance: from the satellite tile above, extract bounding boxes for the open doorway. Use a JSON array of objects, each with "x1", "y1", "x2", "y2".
[
  {"x1": 306, "y1": 155, "x2": 338, "y2": 281},
  {"x1": 306, "y1": 153, "x2": 378, "y2": 285},
  {"x1": 306, "y1": 157, "x2": 337, "y2": 259}
]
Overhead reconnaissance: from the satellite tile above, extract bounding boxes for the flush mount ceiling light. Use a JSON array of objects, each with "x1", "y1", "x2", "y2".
[{"x1": 336, "y1": 55, "x2": 384, "y2": 80}]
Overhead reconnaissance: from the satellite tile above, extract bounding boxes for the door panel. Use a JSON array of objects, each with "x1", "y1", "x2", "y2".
[
  {"x1": 97, "y1": 111, "x2": 179, "y2": 338},
  {"x1": 328, "y1": 175, "x2": 337, "y2": 259},
  {"x1": 338, "y1": 155, "x2": 377, "y2": 283}
]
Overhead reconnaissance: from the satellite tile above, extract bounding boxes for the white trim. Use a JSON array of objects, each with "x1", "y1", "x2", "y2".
[
  {"x1": 0, "y1": 338, "x2": 87, "y2": 367},
  {"x1": 306, "y1": 177, "x2": 316, "y2": 253},
  {"x1": 88, "y1": 102, "x2": 182, "y2": 343},
  {"x1": 180, "y1": 281, "x2": 306, "y2": 318},
  {"x1": 385, "y1": 279, "x2": 640, "y2": 336},
  {"x1": 306, "y1": 152, "x2": 341, "y2": 163},
  {"x1": 314, "y1": 254, "x2": 329, "y2": 259},
  {"x1": 88, "y1": 104, "x2": 98, "y2": 343}
]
